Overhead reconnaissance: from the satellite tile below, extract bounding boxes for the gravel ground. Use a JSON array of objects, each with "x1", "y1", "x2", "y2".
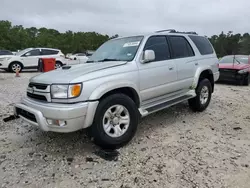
[{"x1": 0, "y1": 71, "x2": 250, "y2": 188}]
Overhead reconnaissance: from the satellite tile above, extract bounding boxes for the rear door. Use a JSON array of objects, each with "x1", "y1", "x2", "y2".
[
  {"x1": 138, "y1": 35, "x2": 178, "y2": 101},
  {"x1": 168, "y1": 35, "x2": 196, "y2": 90}
]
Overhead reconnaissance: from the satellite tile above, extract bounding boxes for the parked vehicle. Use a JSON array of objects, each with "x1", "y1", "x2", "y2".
[
  {"x1": 218, "y1": 55, "x2": 250, "y2": 85},
  {"x1": 0, "y1": 50, "x2": 13, "y2": 56},
  {"x1": 69, "y1": 53, "x2": 89, "y2": 63},
  {"x1": 14, "y1": 30, "x2": 219, "y2": 149},
  {"x1": 0, "y1": 48, "x2": 65, "y2": 72}
]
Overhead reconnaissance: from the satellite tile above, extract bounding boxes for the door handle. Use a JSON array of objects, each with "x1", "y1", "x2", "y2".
[
  {"x1": 195, "y1": 62, "x2": 199, "y2": 66},
  {"x1": 169, "y1": 67, "x2": 174, "y2": 70}
]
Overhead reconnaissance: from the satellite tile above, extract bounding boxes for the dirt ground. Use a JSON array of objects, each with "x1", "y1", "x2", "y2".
[{"x1": 0, "y1": 71, "x2": 250, "y2": 188}]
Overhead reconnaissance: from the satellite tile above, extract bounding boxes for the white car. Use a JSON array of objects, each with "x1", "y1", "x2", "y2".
[
  {"x1": 0, "y1": 48, "x2": 66, "y2": 72},
  {"x1": 69, "y1": 53, "x2": 89, "y2": 63}
]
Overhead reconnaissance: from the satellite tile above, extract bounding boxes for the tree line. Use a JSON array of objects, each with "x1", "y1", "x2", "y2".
[{"x1": 0, "y1": 20, "x2": 250, "y2": 57}]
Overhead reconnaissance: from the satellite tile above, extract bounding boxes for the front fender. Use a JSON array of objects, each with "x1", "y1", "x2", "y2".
[
  {"x1": 89, "y1": 81, "x2": 140, "y2": 102},
  {"x1": 192, "y1": 66, "x2": 213, "y2": 89}
]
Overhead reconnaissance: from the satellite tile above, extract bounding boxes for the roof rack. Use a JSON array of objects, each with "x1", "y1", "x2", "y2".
[
  {"x1": 155, "y1": 29, "x2": 198, "y2": 35},
  {"x1": 155, "y1": 29, "x2": 176, "y2": 33}
]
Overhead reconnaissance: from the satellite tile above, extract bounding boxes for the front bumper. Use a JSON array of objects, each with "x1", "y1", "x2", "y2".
[{"x1": 14, "y1": 97, "x2": 99, "y2": 133}]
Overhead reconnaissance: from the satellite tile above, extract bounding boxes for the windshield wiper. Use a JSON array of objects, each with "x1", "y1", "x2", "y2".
[{"x1": 97, "y1": 58, "x2": 123, "y2": 62}]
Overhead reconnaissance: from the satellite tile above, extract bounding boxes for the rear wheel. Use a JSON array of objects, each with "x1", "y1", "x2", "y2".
[
  {"x1": 55, "y1": 61, "x2": 63, "y2": 69},
  {"x1": 188, "y1": 78, "x2": 212, "y2": 112},
  {"x1": 9, "y1": 62, "x2": 22, "y2": 73},
  {"x1": 90, "y1": 94, "x2": 139, "y2": 149}
]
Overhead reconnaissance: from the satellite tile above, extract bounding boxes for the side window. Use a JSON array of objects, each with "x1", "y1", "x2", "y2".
[
  {"x1": 144, "y1": 36, "x2": 170, "y2": 61},
  {"x1": 189, "y1": 35, "x2": 214, "y2": 55},
  {"x1": 41, "y1": 49, "x2": 58, "y2": 55},
  {"x1": 25, "y1": 49, "x2": 40, "y2": 56},
  {"x1": 169, "y1": 36, "x2": 194, "y2": 58}
]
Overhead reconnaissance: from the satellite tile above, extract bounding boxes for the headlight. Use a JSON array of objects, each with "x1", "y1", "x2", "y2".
[
  {"x1": 238, "y1": 68, "x2": 249, "y2": 74},
  {"x1": 51, "y1": 83, "x2": 82, "y2": 99}
]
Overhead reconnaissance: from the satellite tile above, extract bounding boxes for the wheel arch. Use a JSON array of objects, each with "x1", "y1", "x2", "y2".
[
  {"x1": 89, "y1": 82, "x2": 140, "y2": 108},
  {"x1": 193, "y1": 68, "x2": 215, "y2": 92}
]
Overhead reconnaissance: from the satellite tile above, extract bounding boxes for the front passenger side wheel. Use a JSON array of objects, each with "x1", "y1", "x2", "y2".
[{"x1": 188, "y1": 78, "x2": 212, "y2": 112}]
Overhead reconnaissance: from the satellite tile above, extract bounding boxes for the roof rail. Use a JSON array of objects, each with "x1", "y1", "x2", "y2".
[
  {"x1": 155, "y1": 29, "x2": 198, "y2": 35},
  {"x1": 155, "y1": 29, "x2": 176, "y2": 33}
]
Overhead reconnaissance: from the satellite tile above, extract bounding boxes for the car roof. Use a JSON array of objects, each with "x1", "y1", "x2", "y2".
[
  {"x1": 29, "y1": 47, "x2": 60, "y2": 51},
  {"x1": 112, "y1": 31, "x2": 201, "y2": 41}
]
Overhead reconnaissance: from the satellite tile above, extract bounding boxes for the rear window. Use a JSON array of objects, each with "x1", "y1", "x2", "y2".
[
  {"x1": 189, "y1": 35, "x2": 214, "y2": 55},
  {"x1": 41, "y1": 49, "x2": 59, "y2": 55}
]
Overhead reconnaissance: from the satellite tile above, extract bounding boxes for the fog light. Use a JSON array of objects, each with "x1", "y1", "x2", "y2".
[
  {"x1": 46, "y1": 119, "x2": 67, "y2": 127},
  {"x1": 56, "y1": 120, "x2": 67, "y2": 127}
]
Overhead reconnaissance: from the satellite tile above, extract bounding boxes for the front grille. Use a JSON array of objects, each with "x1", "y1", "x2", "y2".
[
  {"x1": 28, "y1": 83, "x2": 48, "y2": 90},
  {"x1": 16, "y1": 107, "x2": 37, "y2": 123},
  {"x1": 27, "y1": 92, "x2": 47, "y2": 101}
]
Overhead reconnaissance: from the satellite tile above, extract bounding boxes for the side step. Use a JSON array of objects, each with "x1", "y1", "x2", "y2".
[{"x1": 139, "y1": 94, "x2": 195, "y2": 117}]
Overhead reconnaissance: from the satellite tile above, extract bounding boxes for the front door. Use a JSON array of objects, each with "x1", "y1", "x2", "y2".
[
  {"x1": 137, "y1": 35, "x2": 178, "y2": 102},
  {"x1": 22, "y1": 49, "x2": 41, "y2": 67}
]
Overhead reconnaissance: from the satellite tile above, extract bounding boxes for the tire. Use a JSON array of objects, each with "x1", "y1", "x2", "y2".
[
  {"x1": 188, "y1": 78, "x2": 212, "y2": 112},
  {"x1": 90, "y1": 94, "x2": 139, "y2": 149},
  {"x1": 55, "y1": 61, "x2": 63, "y2": 69},
  {"x1": 8, "y1": 62, "x2": 23, "y2": 73},
  {"x1": 243, "y1": 74, "x2": 249, "y2": 86}
]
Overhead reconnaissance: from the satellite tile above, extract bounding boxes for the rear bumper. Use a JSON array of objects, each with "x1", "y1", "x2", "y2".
[{"x1": 14, "y1": 97, "x2": 99, "y2": 133}]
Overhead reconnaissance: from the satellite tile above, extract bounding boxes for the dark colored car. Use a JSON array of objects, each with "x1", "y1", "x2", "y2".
[
  {"x1": 218, "y1": 55, "x2": 250, "y2": 85},
  {"x1": 0, "y1": 50, "x2": 13, "y2": 56}
]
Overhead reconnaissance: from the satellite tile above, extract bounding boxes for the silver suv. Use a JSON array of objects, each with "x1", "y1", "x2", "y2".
[{"x1": 15, "y1": 30, "x2": 220, "y2": 148}]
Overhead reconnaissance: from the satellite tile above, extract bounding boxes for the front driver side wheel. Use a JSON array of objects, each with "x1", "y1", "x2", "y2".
[{"x1": 90, "y1": 94, "x2": 139, "y2": 149}]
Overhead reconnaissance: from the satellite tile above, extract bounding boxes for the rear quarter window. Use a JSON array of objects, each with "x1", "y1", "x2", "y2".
[{"x1": 189, "y1": 35, "x2": 214, "y2": 55}]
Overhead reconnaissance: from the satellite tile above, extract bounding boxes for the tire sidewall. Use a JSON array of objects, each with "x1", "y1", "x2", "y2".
[
  {"x1": 9, "y1": 62, "x2": 22, "y2": 73},
  {"x1": 55, "y1": 61, "x2": 62, "y2": 69},
  {"x1": 196, "y1": 79, "x2": 212, "y2": 110},
  {"x1": 92, "y1": 94, "x2": 139, "y2": 148}
]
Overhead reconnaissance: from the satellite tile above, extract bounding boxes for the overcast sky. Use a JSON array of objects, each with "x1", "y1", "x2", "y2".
[{"x1": 0, "y1": 0, "x2": 249, "y2": 37}]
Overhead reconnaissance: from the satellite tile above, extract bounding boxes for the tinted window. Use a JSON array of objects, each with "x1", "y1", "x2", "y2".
[
  {"x1": 0, "y1": 50, "x2": 13, "y2": 55},
  {"x1": 25, "y1": 49, "x2": 40, "y2": 56},
  {"x1": 189, "y1": 35, "x2": 214, "y2": 55},
  {"x1": 41, "y1": 49, "x2": 58, "y2": 55},
  {"x1": 169, "y1": 36, "x2": 194, "y2": 58},
  {"x1": 144, "y1": 36, "x2": 170, "y2": 61}
]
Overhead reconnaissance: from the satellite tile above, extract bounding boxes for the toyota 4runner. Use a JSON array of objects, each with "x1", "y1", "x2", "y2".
[{"x1": 14, "y1": 30, "x2": 220, "y2": 148}]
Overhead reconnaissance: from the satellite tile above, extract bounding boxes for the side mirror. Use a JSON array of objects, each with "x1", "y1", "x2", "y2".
[{"x1": 142, "y1": 50, "x2": 155, "y2": 63}]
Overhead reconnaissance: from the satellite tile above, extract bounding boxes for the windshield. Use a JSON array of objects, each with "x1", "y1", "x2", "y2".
[
  {"x1": 87, "y1": 36, "x2": 143, "y2": 62},
  {"x1": 15, "y1": 48, "x2": 33, "y2": 56},
  {"x1": 219, "y1": 56, "x2": 249, "y2": 64}
]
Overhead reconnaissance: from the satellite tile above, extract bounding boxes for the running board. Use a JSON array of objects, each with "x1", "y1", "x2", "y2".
[{"x1": 139, "y1": 94, "x2": 195, "y2": 117}]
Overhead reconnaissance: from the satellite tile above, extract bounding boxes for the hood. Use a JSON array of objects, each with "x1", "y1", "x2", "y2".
[
  {"x1": 30, "y1": 61, "x2": 127, "y2": 84},
  {"x1": 219, "y1": 63, "x2": 250, "y2": 70}
]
